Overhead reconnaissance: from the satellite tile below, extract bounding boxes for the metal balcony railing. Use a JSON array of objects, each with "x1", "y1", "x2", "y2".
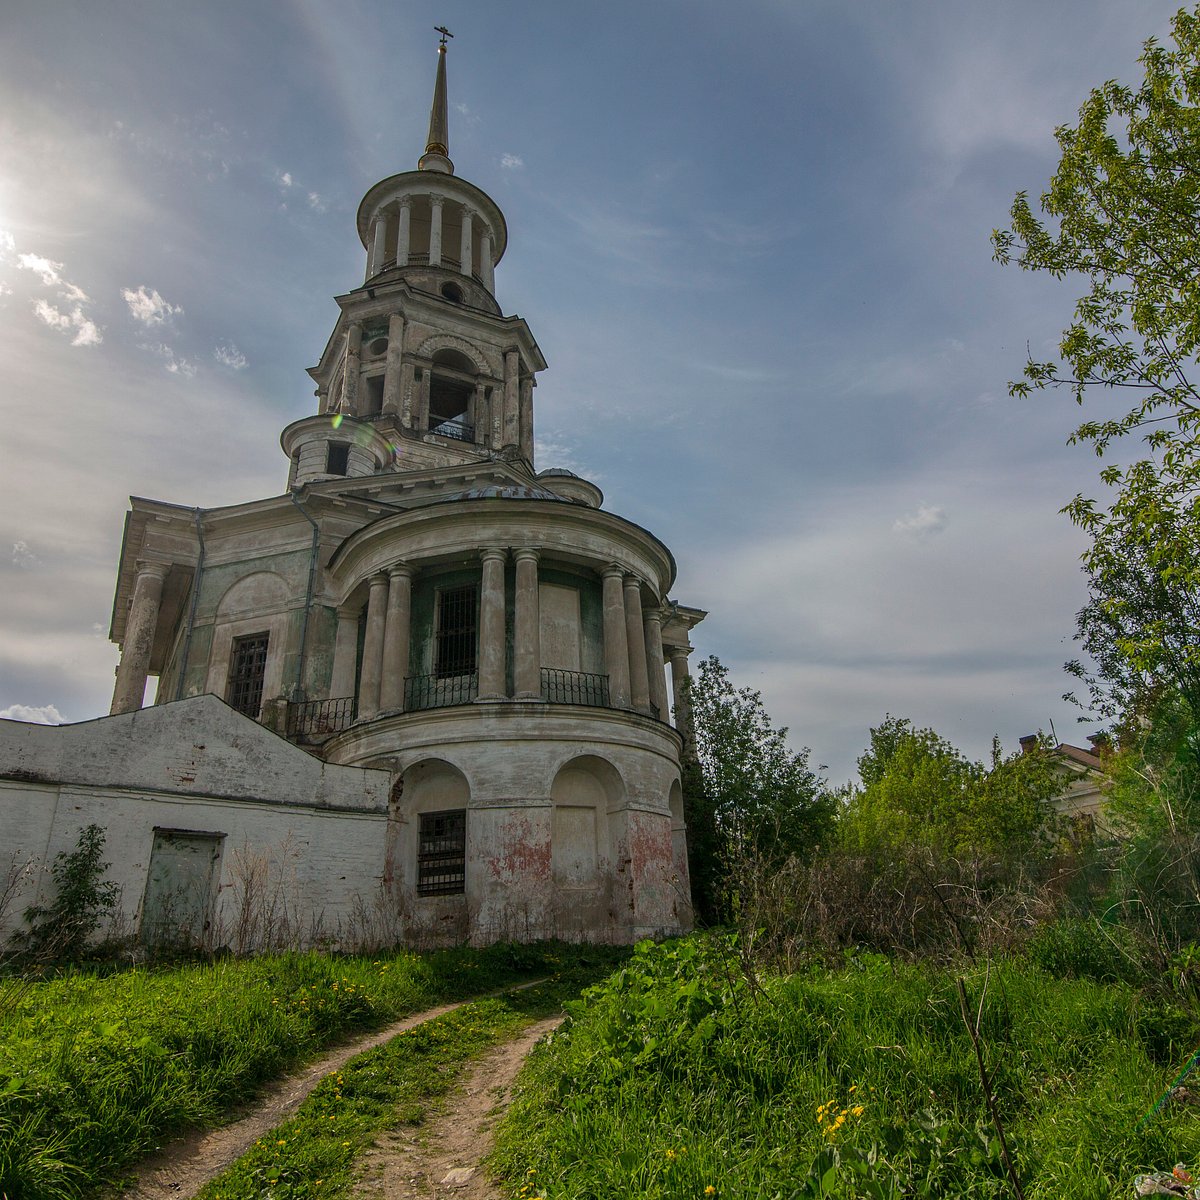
[
  {"x1": 541, "y1": 668, "x2": 610, "y2": 708},
  {"x1": 286, "y1": 695, "x2": 355, "y2": 739},
  {"x1": 404, "y1": 672, "x2": 479, "y2": 711},
  {"x1": 428, "y1": 418, "x2": 475, "y2": 442}
]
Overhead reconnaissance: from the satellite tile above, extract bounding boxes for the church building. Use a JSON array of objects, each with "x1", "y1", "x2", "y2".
[{"x1": 0, "y1": 37, "x2": 703, "y2": 949}]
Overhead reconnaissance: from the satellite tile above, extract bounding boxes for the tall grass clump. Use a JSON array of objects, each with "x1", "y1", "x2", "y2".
[
  {"x1": 0, "y1": 941, "x2": 606, "y2": 1199},
  {"x1": 492, "y1": 935, "x2": 1200, "y2": 1199}
]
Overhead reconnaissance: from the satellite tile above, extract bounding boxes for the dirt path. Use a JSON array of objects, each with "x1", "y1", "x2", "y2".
[
  {"x1": 123, "y1": 983, "x2": 548, "y2": 1200},
  {"x1": 352, "y1": 1015, "x2": 561, "y2": 1199}
]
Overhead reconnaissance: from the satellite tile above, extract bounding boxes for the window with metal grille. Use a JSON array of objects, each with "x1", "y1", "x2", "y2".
[
  {"x1": 228, "y1": 633, "x2": 269, "y2": 717},
  {"x1": 435, "y1": 584, "x2": 478, "y2": 679},
  {"x1": 417, "y1": 809, "x2": 466, "y2": 896}
]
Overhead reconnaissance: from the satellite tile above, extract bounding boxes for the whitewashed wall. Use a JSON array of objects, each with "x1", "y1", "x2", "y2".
[{"x1": 0, "y1": 695, "x2": 390, "y2": 949}]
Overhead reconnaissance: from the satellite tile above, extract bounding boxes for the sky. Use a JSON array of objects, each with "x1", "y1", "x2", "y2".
[{"x1": 0, "y1": 0, "x2": 1186, "y2": 785}]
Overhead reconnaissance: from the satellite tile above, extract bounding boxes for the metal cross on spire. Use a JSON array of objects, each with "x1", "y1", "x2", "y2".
[{"x1": 435, "y1": 25, "x2": 453, "y2": 47}]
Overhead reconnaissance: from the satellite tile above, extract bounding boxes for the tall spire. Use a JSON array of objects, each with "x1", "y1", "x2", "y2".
[{"x1": 418, "y1": 28, "x2": 454, "y2": 175}]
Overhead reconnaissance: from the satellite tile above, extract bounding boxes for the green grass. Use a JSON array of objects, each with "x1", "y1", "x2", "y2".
[
  {"x1": 491, "y1": 937, "x2": 1200, "y2": 1199},
  {"x1": 0, "y1": 942, "x2": 622, "y2": 1200},
  {"x1": 195, "y1": 972, "x2": 595, "y2": 1200}
]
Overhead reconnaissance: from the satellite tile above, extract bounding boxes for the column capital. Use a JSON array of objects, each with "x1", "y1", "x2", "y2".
[
  {"x1": 667, "y1": 644, "x2": 694, "y2": 663},
  {"x1": 623, "y1": 574, "x2": 643, "y2": 595},
  {"x1": 480, "y1": 547, "x2": 507, "y2": 566},
  {"x1": 512, "y1": 546, "x2": 540, "y2": 565},
  {"x1": 601, "y1": 562, "x2": 625, "y2": 581},
  {"x1": 368, "y1": 571, "x2": 390, "y2": 589},
  {"x1": 134, "y1": 558, "x2": 172, "y2": 580},
  {"x1": 387, "y1": 561, "x2": 414, "y2": 581},
  {"x1": 429, "y1": 194, "x2": 445, "y2": 210},
  {"x1": 396, "y1": 194, "x2": 413, "y2": 211},
  {"x1": 643, "y1": 606, "x2": 665, "y2": 628}
]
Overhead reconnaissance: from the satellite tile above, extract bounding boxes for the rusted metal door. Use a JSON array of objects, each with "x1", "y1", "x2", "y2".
[{"x1": 140, "y1": 828, "x2": 223, "y2": 947}]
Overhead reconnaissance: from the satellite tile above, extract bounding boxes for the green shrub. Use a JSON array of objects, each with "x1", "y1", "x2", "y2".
[{"x1": 1025, "y1": 917, "x2": 1146, "y2": 983}]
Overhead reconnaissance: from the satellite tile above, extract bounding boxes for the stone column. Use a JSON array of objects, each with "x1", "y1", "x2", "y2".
[
  {"x1": 643, "y1": 607, "x2": 669, "y2": 720},
  {"x1": 329, "y1": 606, "x2": 360, "y2": 699},
  {"x1": 477, "y1": 548, "x2": 508, "y2": 701},
  {"x1": 357, "y1": 573, "x2": 389, "y2": 719},
  {"x1": 624, "y1": 576, "x2": 651, "y2": 714},
  {"x1": 416, "y1": 364, "x2": 431, "y2": 432},
  {"x1": 513, "y1": 548, "x2": 541, "y2": 699},
  {"x1": 379, "y1": 563, "x2": 413, "y2": 712},
  {"x1": 400, "y1": 360, "x2": 416, "y2": 429},
  {"x1": 519, "y1": 375, "x2": 534, "y2": 465},
  {"x1": 471, "y1": 380, "x2": 488, "y2": 446},
  {"x1": 343, "y1": 322, "x2": 362, "y2": 414},
  {"x1": 396, "y1": 198, "x2": 412, "y2": 267},
  {"x1": 502, "y1": 349, "x2": 520, "y2": 447},
  {"x1": 368, "y1": 211, "x2": 388, "y2": 279},
  {"x1": 428, "y1": 196, "x2": 444, "y2": 268},
  {"x1": 668, "y1": 647, "x2": 694, "y2": 740},
  {"x1": 110, "y1": 560, "x2": 170, "y2": 715},
  {"x1": 481, "y1": 229, "x2": 495, "y2": 292},
  {"x1": 601, "y1": 565, "x2": 631, "y2": 709},
  {"x1": 382, "y1": 312, "x2": 405, "y2": 416},
  {"x1": 459, "y1": 208, "x2": 473, "y2": 277}
]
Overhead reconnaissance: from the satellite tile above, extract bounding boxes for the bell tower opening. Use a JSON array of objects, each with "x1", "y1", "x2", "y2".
[{"x1": 428, "y1": 348, "x2": 476, "y2": 440}]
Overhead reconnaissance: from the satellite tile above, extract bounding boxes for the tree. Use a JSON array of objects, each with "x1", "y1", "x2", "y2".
[
  {"x1": 993, "y1": 5, "x2": 1200, "y2": 714},
  {"x1": 1065, "y1": 460, "x2": 1200, "y2": 719},
  {"x1": 840, "y1": 717, "x2": 1061, "y2": 858},
  {"x1": 683, "y1": 656, "x2": 834, "y2": 917}
]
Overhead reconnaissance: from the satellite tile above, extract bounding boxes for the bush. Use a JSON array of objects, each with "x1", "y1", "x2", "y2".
[{"x1": 1025, "y1": 917, "x2": 1146, "y2": 984}]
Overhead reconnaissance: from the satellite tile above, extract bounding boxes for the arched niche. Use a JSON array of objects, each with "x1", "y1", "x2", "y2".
[
  {"x1": 215, "y1": 571, "x2": 289, "y2": 621},
  {"x1": 549, "y1": 755, "x2": 624, "y2": 888},
  {"x1": 398, "y1": 758, "x2": 471, "y2": 901}
]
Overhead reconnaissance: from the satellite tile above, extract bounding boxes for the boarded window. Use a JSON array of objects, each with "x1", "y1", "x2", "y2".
[
  {"x1": 228, "y1": 633, "x2": 269, "y2": 717},
  {"x1": 435, "y1": 584, "x2": 478, "y2": 678},
  {"x1": 417, "y1": 809, "x2": 466, "y2": 896}
]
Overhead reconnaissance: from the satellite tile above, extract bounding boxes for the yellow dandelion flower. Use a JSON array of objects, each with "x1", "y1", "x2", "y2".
[
  {"x1": 705, "y1": 1188, "x2": 717, "y2": 1197},
  {"x1": 852, "y1": 1105, "x2": 864, "y2": 1116}
]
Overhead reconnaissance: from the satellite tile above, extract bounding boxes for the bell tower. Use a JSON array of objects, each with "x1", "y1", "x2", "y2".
[{"x1": 281, "y1": 31, "x2": 546, "y2": 487}]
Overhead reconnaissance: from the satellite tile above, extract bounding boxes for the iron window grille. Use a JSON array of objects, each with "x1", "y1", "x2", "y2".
[
  {"x1": 435, "y1": 584, "x2": 478, "y2": 679},
  {"x1": 228, "y1": 633, "x2": 269, "y2": 717},
  {"x1": 417, "y1": 809, "x2": 466, "y2": 896}
]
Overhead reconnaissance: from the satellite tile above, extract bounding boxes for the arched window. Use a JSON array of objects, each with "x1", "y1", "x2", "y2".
[{"x1": 428, "y1": 348, "x2": 476, "y2": 441}]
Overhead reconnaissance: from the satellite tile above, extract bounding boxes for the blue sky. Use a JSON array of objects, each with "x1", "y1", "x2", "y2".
[{"x1": 0, "y1": 1, "x2": 1184, "y2": 782}]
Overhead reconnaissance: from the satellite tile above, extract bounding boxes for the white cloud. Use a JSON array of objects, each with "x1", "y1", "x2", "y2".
[
  {"x1": 11, "y1": 540, "x2": 37, "y2": 568},
  {"x1": 0, "y1": 703, "x2": 64, "y2": 725},
  {"x1": 17, "y1": 252, "x2": 63, "y2": 287},
  {"x1": 33, "y1": 299, "x2": 101, "y2": 346},
  {"x1": 214, "y1": 342, "x2": 248, "y2": 369},
  {"x1": 500, "y1": 153, "x2": 524, "y2": 169},
  {"x1": 893, "y1": 504, "x2": 947, "y2": 538},
  {"x1": 150, "y1": 342, "x2": 196, "y2": 376},
  {"x1": 307, "y1": 191, "x2": 327, "y2": 213},
  {"x1": 0, "y1": 230, "x2": 15, "y2": 255},
  {"x1": 122, "y1": 284, "x2": 182, "y2": 326},
  {"x1": 277, "y1": 171, "x2": 294, "y2": 188}
]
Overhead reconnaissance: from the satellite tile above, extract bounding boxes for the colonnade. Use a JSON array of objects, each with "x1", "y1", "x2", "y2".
[
  {"x1": 365, "y1": 193, "x2": 496, "y2": 292},
  {"x1": 343, "y1": 550, "x2": 685, "y2": 726}
]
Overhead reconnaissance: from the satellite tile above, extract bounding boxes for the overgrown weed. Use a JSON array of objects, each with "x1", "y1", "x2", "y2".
[
  {"x1": 0, "y1": 941, "x2": 620, "y2": 1199},
  {"x1": 492, "y1": 936, "x2": 1200, "y2": 1199}
]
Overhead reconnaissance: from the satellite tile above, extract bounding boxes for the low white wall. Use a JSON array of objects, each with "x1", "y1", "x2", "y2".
[{"x1": 0, "y1": 695, "x2": 391, "y2": 949}]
